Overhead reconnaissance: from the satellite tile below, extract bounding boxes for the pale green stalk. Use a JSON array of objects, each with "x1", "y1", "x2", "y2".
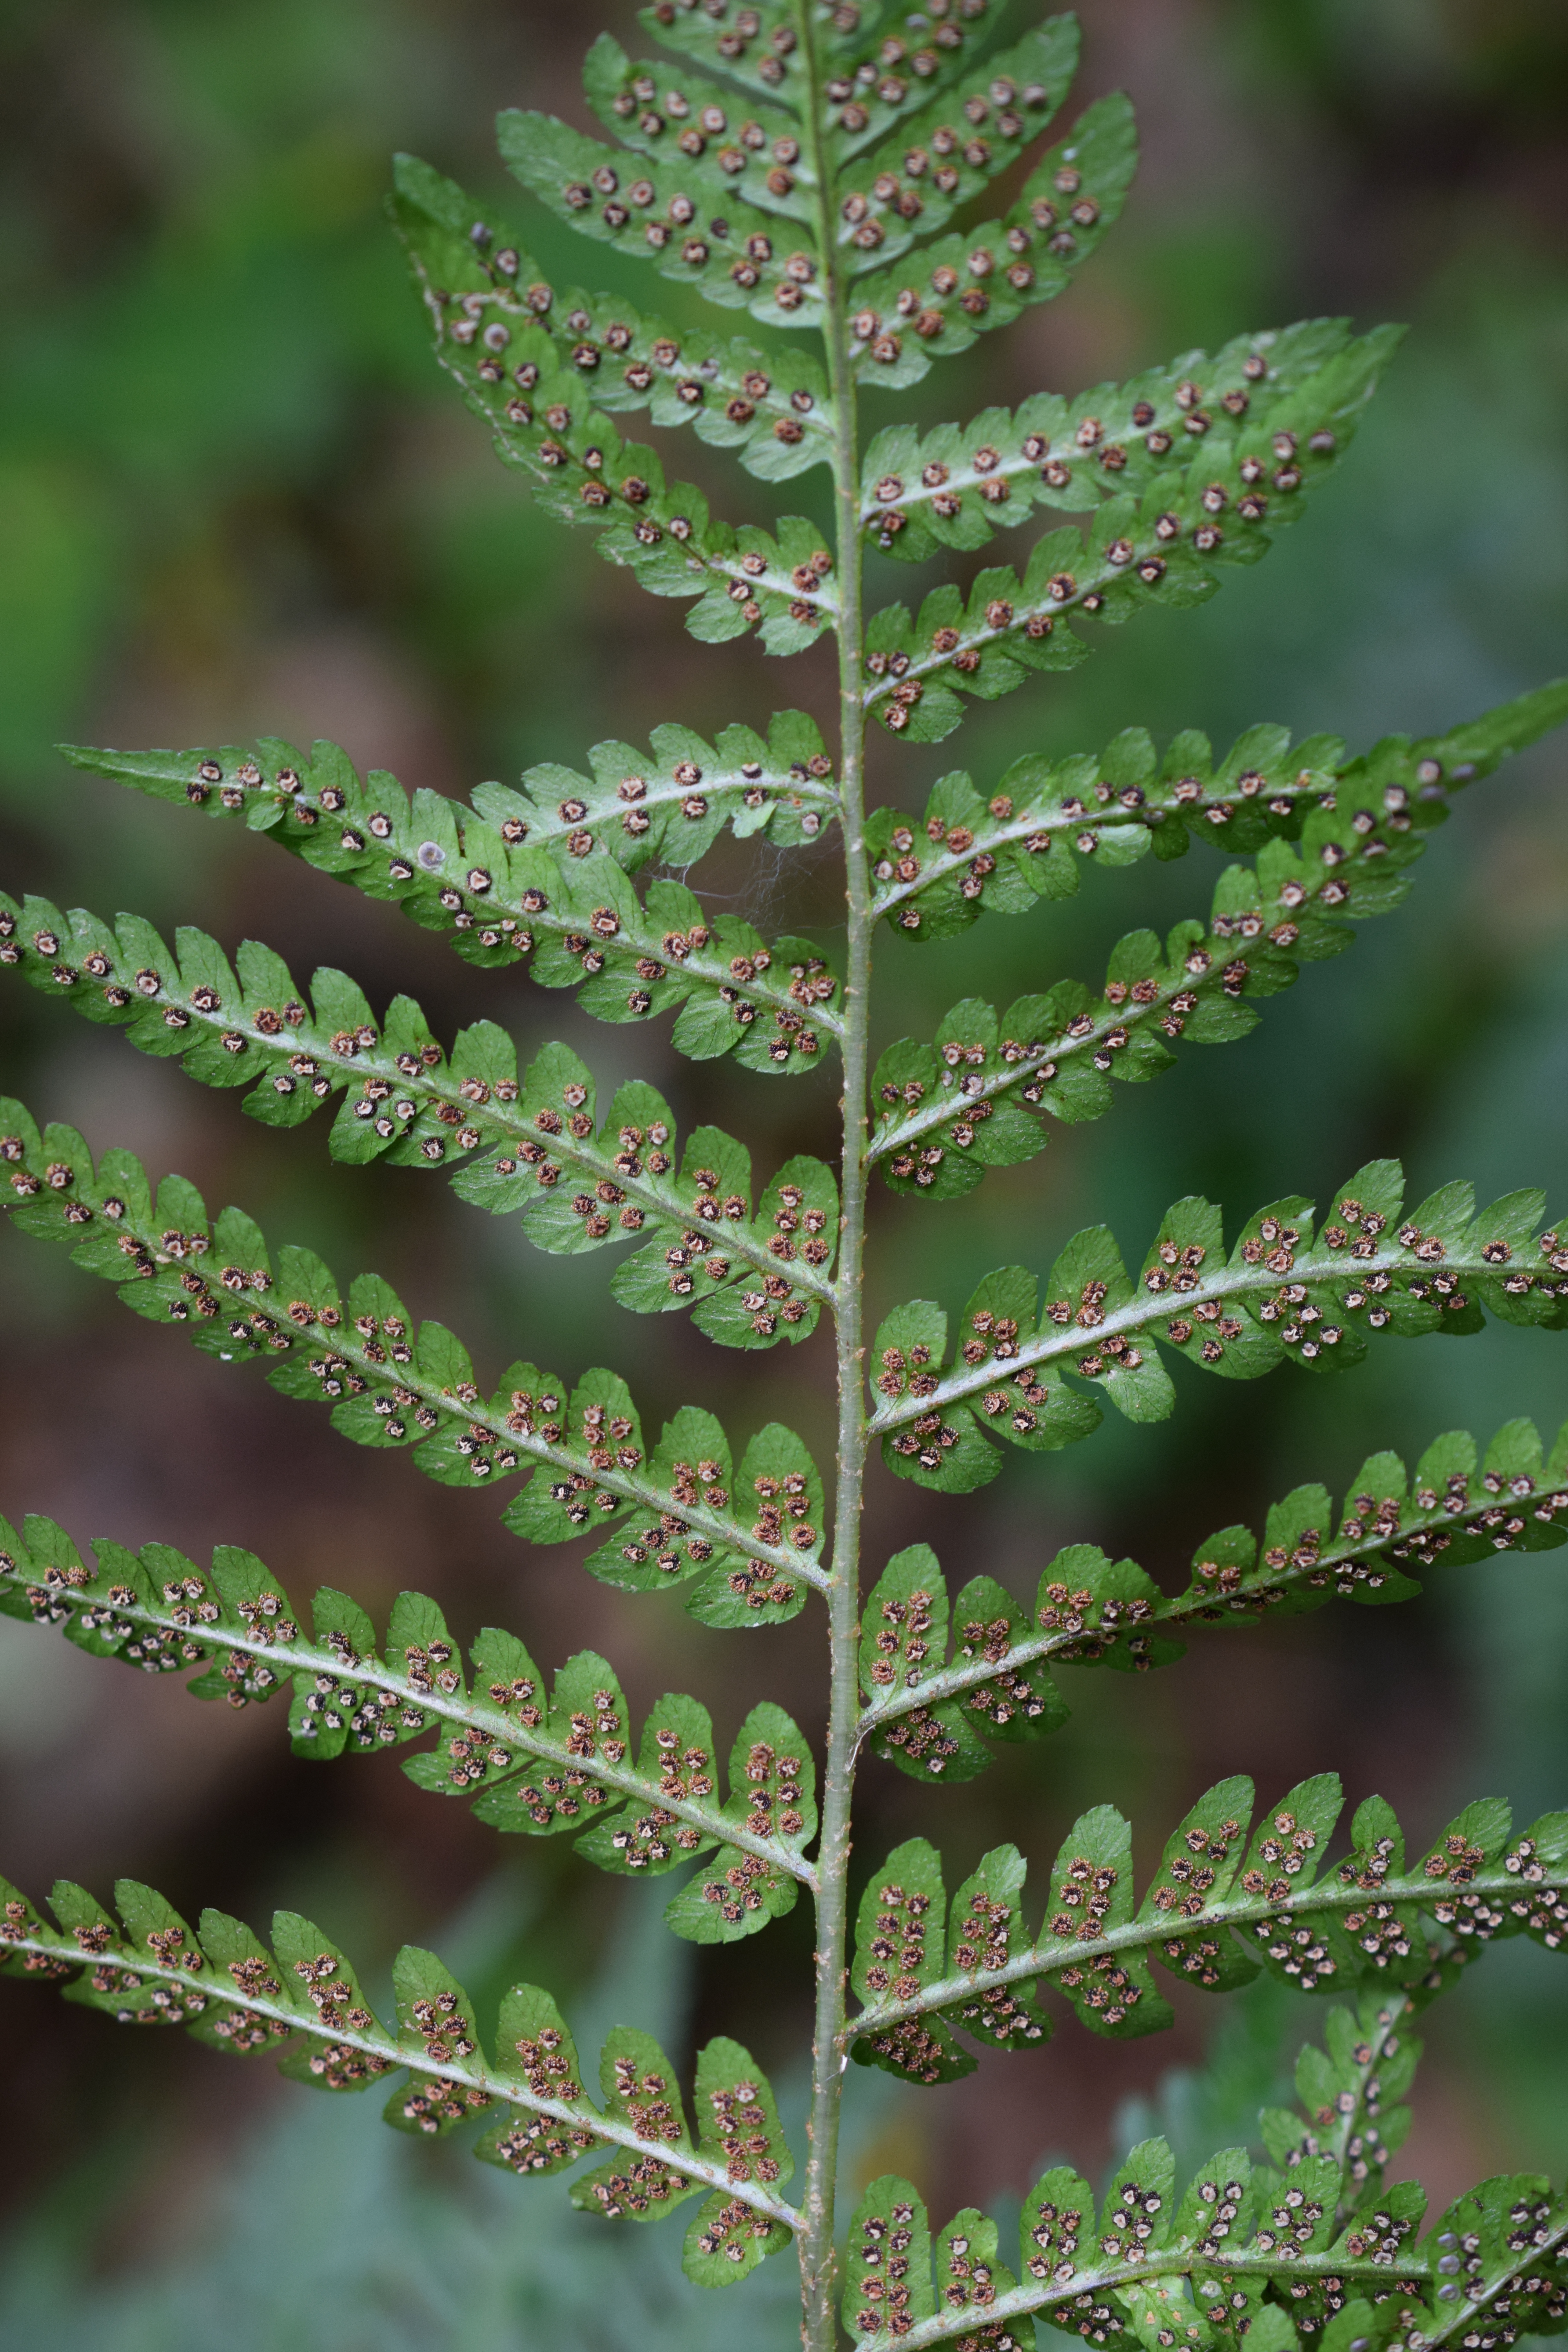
[{"x1": 793, "y1": 5, "x2": 871, "y2": 2341}]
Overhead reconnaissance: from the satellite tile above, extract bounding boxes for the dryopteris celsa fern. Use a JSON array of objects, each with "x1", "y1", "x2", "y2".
[{"x1": 4, "y1": 5, "x2": 1568, "y2": 2347}]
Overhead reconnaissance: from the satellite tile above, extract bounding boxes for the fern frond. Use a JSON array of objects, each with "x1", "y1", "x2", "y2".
[
  {"x1": 499, "y1": 0, "x2": 1129, "y2": 377},
  {"x1": 1262, "y1": 1984, "x2": 1423, "y2": 2207},
  {"x1": 487, "y1": 707, "x2": 837, "y2": 866},
  {"x1": 0, "y1": 1512, "x2": 817, "y2": 1910},
  {"x1": 447, "y1": 318, "x2": 826, "y2": 633},
  {"x1": 0, "y1": 1097, "x2": 830, "y2": 1621},
  {"x1": 0, "y1": 1873, "x2": 801, "y2": 2263},
  {"x1": 392, "y1": 163, "x2": 842, "y2": 634},
  {"x1": 845, "y1": 1780, "x2": 1568, "y2": 2078},
  {"x1": 813, "y1": 1, "x2": 1028, "y2": 157},
  {"x1": 829, "y1": 16, "x2": 1080, "y2": 270},
  {"x1": 868, "y1": 810, "x2": 1438, "y2": 1201},
  {"x1": 842, "y1": 2147, "x2": 1568, "y2": 2352},
  {"x1": 394, "y1": 153, "x2": 835, "y2": 482},
  {"x1": 657, "y1": 1704, "x2": 818, "y2": 1942},
  {"x1": 846, "y1": 91, "x2": 1138, "y2": 388},
  {"x1": 498, "y1": 100, "x2": 822, "y2": 330},
  {"x1": 0, "y1": 902, "x2": 837, "y2": 1343},
  {"x1": 638, "y1": 0, "x2": 1002, "y2": 138},
  {"x1": 442, "y1": 331, "x2": 838, "y2": 647},
  {"x1": 48, "y1": 744, "x2": 844, "y2": 1067},
  {"x1": 656, "y1": 517, "x2": 837, "y2": 653},
  {"x1": 10, "y1": 16, "x2": 1568, "y2": 2341},
  {"x1": 65, "y1": 707, "x2": 837, "y2": 874},
  {"x1": 873, "y1": 1167, "x2": 1568, "y2": 1490},
  {"x1": 583, "y1": 32, "x2": 817, "y2": 223},
  {"x1": 862, "y1": 317, "x2": 1370, "y2": 562},
  {"x1": 1401, "y1": 2177, "x2": 1568, "y2": 2352},
  {"x1": 858, "y1": 1543, "x2": 1073, "y2": 1782},
  {"x1": 865, "y1": 327, "x2": 1401, "y2": 742},
  {"x1": 866, "y1": 681, "x2": 1568, "y2": 935},
  {"x1": 858, "y1": 1416, "x2": 1568, "y2": 1776}
]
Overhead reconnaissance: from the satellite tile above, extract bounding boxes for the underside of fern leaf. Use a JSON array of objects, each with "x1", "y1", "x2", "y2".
[{"x1": 3, "y1": 5, "x2": 1567, "y2": 2348}]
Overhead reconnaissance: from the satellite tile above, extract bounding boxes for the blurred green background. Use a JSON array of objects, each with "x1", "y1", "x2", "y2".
[{"x1": 0, "y1": 0, "x2": 1565, "y2": 2342}]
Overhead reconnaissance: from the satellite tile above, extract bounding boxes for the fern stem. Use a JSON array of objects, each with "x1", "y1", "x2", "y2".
[{"x1": 797, "y1": 2, "x2": 872, "y2": 2339}]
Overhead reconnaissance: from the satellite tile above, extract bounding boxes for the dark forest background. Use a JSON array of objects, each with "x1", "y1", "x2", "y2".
[{"x1": 0, "y1": 0, "x2": 1565, "y2": 2343}]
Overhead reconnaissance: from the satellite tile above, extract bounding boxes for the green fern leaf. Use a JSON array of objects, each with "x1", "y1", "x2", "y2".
[
  {"x1": 865, "y1": 326, "x2": 1402, "y2": 742},
  {"x1": 879, "y1": 743, "x2": 1504, "y2": 1176},
  {"x1": 850, "y1": 1838, "x2": 975, "y2": 2084},
  {"x1": 858, "y1": 1536, "x2": 1177, "y2": 1784},
  {"x1": 447, "y1": 1650, "x2": 628, "y2": 1829},
  {"x1": 1136, "y1": 1777, "x2": 1260, "y2": 1996},
  {"x1": 933, "y1": 2206, "x2": 1018, "y2": 2334},
  {"x1": 844, "y1": 2175, "x2": 936, "y2": 2340},
  {"x1": 822, "y1": 5, "x2": 1062, "y2": 158},
  {"x1": 0, "y1": 1513, "x2": 818, "y2": 1888},
  {"x1": 569, "y1": 2024, "x2": 703, "y2": 2220},
  {"x1": 849, "y1": 1839, "x2": 1071, "y2": 2083},
  {"x1": 833, "y1": 17, "x2": 1081, "y2": 272},
  {"x1": 848, "y1": 92, "x2": 1138, "y2": 389},
  {"x1": 474, "y1": 1982, "x2": 601, "y2": 2177},
  {"x1": 866, "y1": 777, "x2": 1490, "y2": 1198},
  {"x1": 681, "y1": 2036, "x2": 796, "y2": 2284},
  {"x1": 498, "y1": 105, "x2": 820, "y2": 328},
  {"x1": 943, "y1": 1845, "x2": 1052, "y2": 2049},
  {"x1": 868, "y1": 684, "x2": 1568, "y2": 932},
  {"x1": 392, "y1": 149, "x2": 832, "y2": 461},
  {"x1": 663, "y1": 1701, "x2": 817, "y2": 1942},
  {"x1": 0, "y1": 904, "x2": 841, "y2": 1331},
  {"x1": 843, "y1": 1779, "x2": 1568, "y2": 2076},
  {"x1": 830, "y1": 1850, "x2": 1568, "y2": 2352},
  {"x1": 682, "y1": 2190, "x2": 791, "y2": 2285},
  {"x1": 632, "y1": 0, "x2": 801, "y2": 103},
  {"x1": 1043, "y1": 1806, "x2": 1176, "y2": 2038},
  {"x1": 0, "y1": 1099, "x2": 831, "y2": 1606},
  {"x1": 864, "y1": 316, "x2": 1366, "y2": 562},
  {"x1": 581, "y1": 34, "x2": 805, "y2": 215},
  {"x1": 590, "y1": 1416, "x2": 826, "y2": 1626},
  {"x1": 0, "y1": 1873, "x2": 803, "y2": 2233},
  {"x1": 867, "y1": 826, "x2": 1398, "y2": 1196},
  {"x1": 857, "y1": 1544, "x2": 994, "y2": 1782},
  {"x1": 395, "y1": 151, "x2": 835, "y2": 481},
  {"x1": 405, "y1": 205, "x2": 832, "y2": 632},
  {"x1": 1173, "y1": 2141, "x2": 1257, "y2": 2256},
  {"x1": 873, "y1": 1165, "x2": 1568, "y2": 1485},
  {"x1": 9, "y1": 23, "x2": 1568, "y2": 2346},
  {"x1": 685, "y1": 1153, "x2": 838, "y2": 1347},
  {"x1": 858, "y1": 1421, "x2": 1568, "y2": 1769},
  {"x1": 1261, "y1": 1985, "x2": 1422, "y2": 2196},
  {"x1": 383, "y1": 1946, "x2": 490, "y2": 2138},
  {"x1": 1100, "y1": 2137, "x2": 1179, "y2": 2259},
  {"x1": 573, "y1": 1690, "x2": 722, "y2": 1878},
  {"x1": 44, "y1": 748, "x2": 844, "y2": 1060},
  {"x1": 1019, "y1": 2163, "x2": 1098, "y2": 2303},
  {"x1": 842, "y1": 2137, "x2": 1567, "y2": 2352},
  {"x1": 472, "y1": 709, "x2": 838, "y2": 867},
  {"x1": 1411, "y1": 2174, "x2": 1568, "y2": 2348}
]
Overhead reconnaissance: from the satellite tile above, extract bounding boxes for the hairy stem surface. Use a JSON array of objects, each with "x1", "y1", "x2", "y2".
[{"x1": 798, "y1": 7, "x2": 871, "y2": 2341}]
